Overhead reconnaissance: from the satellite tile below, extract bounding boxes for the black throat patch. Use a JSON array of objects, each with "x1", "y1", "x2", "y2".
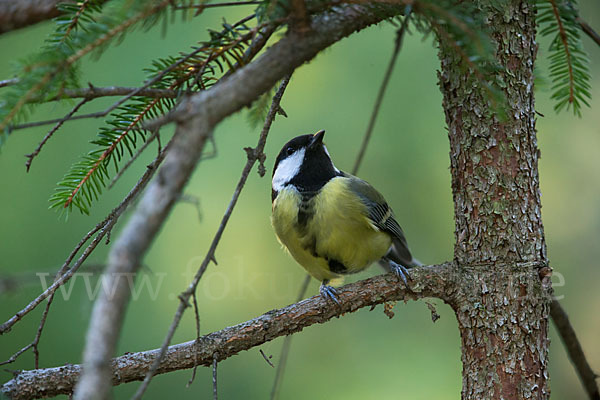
[{"x1": 289, "y1": 144, "x2": 340, "y2": 193}]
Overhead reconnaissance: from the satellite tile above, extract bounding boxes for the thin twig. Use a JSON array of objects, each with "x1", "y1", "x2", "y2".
[
  {"x1": 178, "y1": 193, "x2": 203, "y2": 222},
  {"x1": 49, "y1": 86, "x2": 180, "y2": 101},
  {"x1": 25, "y1": 98, "x2": 89, "y2": 172},
  {"x1": 173, "y1": 1, "x2": 262, "y2": 10},
  {"x1": 0, "y1": 141, "x2": 170, "y2": 336},
  {"x1": 130, "y1": 74, "x2": 292, "y2": 400},
  {"x1": 578, "y1": 18, "x2": 600, "y2": 47},
  {"x1": 212, "y1": 353, "x2": 218, "y2": 400},
  {"x1": 30, "y1": 291, "x2": 54, "y2": 369},
  {"x1": 352, "y1": 9, "x2": 411, "y2": 175},
  {"x1": 186, "y1": 292, "x2": 202, "y2": 387},
  {"x1": 270, "y1": 274, "x2": 311, "y2": 400},
  {"x1": 550, "y1": 299, "x2": 600, "y2": 400},
  {"x1": 107, "y1": 129, "x2": 160, "y2": 189},
  {"x1": 260, "y1": 349, "x2": 275, "y2": 368},
  {"x1": 0, "y1": 343, "x2": 34, "y2": 366}
]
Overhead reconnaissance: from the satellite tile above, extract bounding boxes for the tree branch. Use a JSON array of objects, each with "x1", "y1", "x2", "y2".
[
  {"x1": 550, "y1": 299, "x2": 600, "y2": 400},
  {"x1": 1, "y1": 263, "x2": 453, "y2": 400},
  {"x1": 0, "y1": 0, "x2": 79, "y2": 34},
  {"x1": 49, "y1": 86, "x2": 181, "y2": 101},
  {"x1": 578, "y1": 18, "x2": 600, "y2": 48}
]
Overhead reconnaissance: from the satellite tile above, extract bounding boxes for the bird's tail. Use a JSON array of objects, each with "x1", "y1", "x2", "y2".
[{"x1": 378, "y1": 237, "x2": 421, "y2": 271}]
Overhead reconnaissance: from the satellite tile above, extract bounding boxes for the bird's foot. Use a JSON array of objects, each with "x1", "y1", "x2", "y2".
[
  {"x1": 388, "y1": 261, "x2": 412, "y2": 287},
  {"x1": 319, "y1": 282, "x2": 340, "y2": 306}
]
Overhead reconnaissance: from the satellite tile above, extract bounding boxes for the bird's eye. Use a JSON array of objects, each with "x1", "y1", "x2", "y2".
[{"x1": 286, "y1": 147, "x2": 294, "y2": 156}]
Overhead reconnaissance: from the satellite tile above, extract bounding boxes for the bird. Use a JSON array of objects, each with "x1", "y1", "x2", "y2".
[{"x1": 271, "y1": 130, "x2": 420, "y2": 304}]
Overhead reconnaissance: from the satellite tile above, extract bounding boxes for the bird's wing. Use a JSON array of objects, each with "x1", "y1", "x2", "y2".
[{"x1": 344, "y1": 173, "x2": 414, "y2": 266}]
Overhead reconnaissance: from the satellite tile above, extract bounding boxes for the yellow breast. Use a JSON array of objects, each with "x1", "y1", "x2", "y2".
[{"x1": 271, "y1": 177, "x2": 392, "y2": 282}]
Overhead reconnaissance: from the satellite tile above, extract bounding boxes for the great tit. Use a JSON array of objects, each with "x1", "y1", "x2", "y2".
[{"x1": 271, "y1": 130, "x2": 419, "y2": 304}]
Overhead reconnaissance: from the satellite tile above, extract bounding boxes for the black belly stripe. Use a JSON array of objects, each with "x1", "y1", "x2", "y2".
[
  {"x1": 297, "y1": 208, "x2": 311, "y2": 228},
  {"x1": 328, "y1": 258, "x2": 348, "y2": 274},
  {"x1": 297, "y1": 192, "x2": 315, "y2": 228}
]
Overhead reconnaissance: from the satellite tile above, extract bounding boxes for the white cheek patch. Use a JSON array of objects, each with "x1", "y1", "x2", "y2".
[
  {"x1": 272, "y1": 148, "x2": 305, "y2": 191},
  {"x1": 323, "y1": 145, "x2": 340, "y2": 173}
]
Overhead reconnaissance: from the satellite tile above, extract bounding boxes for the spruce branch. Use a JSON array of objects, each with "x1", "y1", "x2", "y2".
[
  {"x1": 49, "y1": 16, "x2": 265, "y2": 215},
  {"x1": 0, "y1": 0, "x2": 173, "y2": 133},
  {"x1": 537, "y1": 0, "x2": 591, "y2": 116},
  {"x1": 58, "y1": 96, "x2": 164, "y2": 212},
  {"x1": 54, "y1": 0, "x2": 105, "y2": 44}
]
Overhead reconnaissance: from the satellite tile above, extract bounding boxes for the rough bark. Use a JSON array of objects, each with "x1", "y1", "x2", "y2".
[{"x1": 438, "y1": 0, "x2": 551, "y2": 398}]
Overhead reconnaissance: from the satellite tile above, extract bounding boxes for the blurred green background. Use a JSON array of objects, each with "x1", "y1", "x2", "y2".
[{"x1": 1, "y1": 2, "x2": 599, "y2": 399}]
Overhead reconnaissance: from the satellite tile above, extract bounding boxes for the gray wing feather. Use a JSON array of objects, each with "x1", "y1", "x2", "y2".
[{"x1": 344, "y1": 174, "x2": 415, "y2": 267}]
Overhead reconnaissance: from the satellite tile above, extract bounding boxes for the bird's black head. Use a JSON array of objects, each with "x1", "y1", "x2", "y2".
[{"x1": 272, "y1": 130, "x2": 341, "y2": 200}]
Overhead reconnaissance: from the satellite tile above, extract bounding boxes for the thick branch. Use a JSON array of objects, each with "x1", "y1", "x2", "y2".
[
  {"x1": 0, "y1": 0, "x2": 106, "y2": 34},
  {"x1": 73, "y1": 4, "x2": 404, "y2": 400},
  {"x1": 1, "y1": 263, "x2": 452, "y2": 400},
  {"x1": 0, "y1": 0, "x2": 62, "y2": 34}
]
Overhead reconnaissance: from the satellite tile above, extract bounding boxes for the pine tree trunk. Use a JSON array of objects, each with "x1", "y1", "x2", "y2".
[{"x1": 437, "y1": 1, "x2": 552, "y2": 398}]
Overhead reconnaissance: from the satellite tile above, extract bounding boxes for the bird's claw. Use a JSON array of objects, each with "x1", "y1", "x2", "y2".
[
  {"x1": 389, "y1": 261, "x2": 411, "y2": 288},
  {"x1": 319, "y1": 283, "x2": 340, "y2": 306}
]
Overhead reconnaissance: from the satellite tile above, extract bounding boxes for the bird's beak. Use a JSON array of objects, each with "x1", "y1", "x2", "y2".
[{"x1": 309, "y1": 130, "x2": 325, "y2": 149}]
